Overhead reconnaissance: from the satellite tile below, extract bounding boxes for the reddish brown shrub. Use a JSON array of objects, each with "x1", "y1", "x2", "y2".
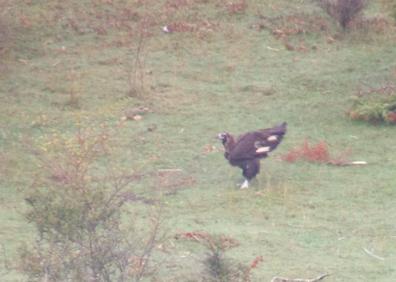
[
  {"x1": 281, "y1": 140, "x2": 351, "y2": 165},
  {"x1": 282, "y1": 140, "x2": 329, "y2": 163}
]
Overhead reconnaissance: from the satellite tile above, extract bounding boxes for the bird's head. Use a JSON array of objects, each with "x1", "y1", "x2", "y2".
[{"x1": 217, "y1": 132, "x2": 231, "y2": 145}]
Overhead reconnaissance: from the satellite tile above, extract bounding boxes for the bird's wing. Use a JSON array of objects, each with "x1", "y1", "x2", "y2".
[
  {"x1": 258, "y1": 122, "x2": 287, "y2": 137},
  {"x1": 228, "y1": 133, "x2": 256, "y2": 161},
  {"x1": 229, "y1": 123, "x2": 287, "y2": 161},
  {"x1": 228, "y1": 132, "x2": 268, "y2": 161}
]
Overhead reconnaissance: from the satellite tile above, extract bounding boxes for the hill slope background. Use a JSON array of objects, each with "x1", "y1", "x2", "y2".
[{"x1": 1, "y1": 0, "x2": 396, "y2": 281}]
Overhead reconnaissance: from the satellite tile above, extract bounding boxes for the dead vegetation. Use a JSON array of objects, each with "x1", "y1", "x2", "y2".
[
  {"x1": 281, "y1": 140, "x2": 360, "y2": 166},
  {"x1": 254, "y1": 1, "x2": 394, "y2": 51},
  {"x1": 155, "y1": 169, "x2": 196, "y2": 195},
  {"x1": 253, "y1": 13, "x2": 332, "y2": 51}
]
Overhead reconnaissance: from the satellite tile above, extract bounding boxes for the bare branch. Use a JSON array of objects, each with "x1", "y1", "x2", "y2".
[
  {"x1": 363, "y1": 248, "x2": 385, "y2": 261},
  {"x1": 271, "y1": 273, "x2": 330, "y2": 282}
]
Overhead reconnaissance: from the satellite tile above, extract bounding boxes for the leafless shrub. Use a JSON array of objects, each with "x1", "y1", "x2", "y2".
[
  {"x1": 0, "y1": 0, "x2": 12, "y2": 57},
  {"x1": 127, "y1": 17, "x2": 151, "y2": 98},
  {"x1": 18, "y1": 128, "x2": 164, "y2": 281},
  {"x1": 64, "y1": 68, "x2": 82, "y2": 108},
  {"x1": 0, "y1": 19, "x2": 8, "y2": 55},
  {"x1": 319, "y1": 0, "x2": 367, "y2": 30},
  {"x1": 176, "y1": 232, "x2": 263, "y2": 282}
]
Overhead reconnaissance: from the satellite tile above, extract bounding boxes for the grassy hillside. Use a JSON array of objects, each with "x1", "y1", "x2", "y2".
[{"x1": 1, "y1": 0, "x2": 396, "y2": 281}]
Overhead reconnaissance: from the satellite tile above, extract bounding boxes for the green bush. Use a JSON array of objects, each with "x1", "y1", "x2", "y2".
[
  {"x1": 19, "y1": 129, "x2": 163, "y2": 282},
  {"x1": 348, "y1": 85, "x2": 396, "y2": 124}
]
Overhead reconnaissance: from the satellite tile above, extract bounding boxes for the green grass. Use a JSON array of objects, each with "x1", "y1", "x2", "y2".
[{"x1": 1, "y1": 0, "x2": 396, "y2": 281}]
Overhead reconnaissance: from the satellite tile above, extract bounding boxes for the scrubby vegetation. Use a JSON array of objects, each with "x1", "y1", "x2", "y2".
[
  {"x1": 176, "y1": 231, "x2": 263, "y2": 282},
  {"x1": 319, "y1": 0, "x2": 367, "y2": 30},
  {"x1": 1, "y1": 0, "x2": 396, "y2": 281},
  {"x1": 19, "y1": 129, "x2": 164, "y2": 281},
  {"x1": 281, "y1": 140, "x2": 352, "y2": 166},
  {"x1": 348, "y1": 84, "x2": 396, "y2": 124}
]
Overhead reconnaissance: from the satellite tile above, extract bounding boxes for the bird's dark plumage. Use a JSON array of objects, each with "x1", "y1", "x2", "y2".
[{"x1": 218, "y1": 122, "x2": 287, "y2": 188}]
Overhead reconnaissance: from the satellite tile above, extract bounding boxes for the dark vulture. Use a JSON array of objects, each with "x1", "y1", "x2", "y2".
[{"x1": 217, "y1": 122, "x2": 287, "y2": 189}]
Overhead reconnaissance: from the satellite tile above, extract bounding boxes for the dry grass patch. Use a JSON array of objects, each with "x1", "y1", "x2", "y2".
[{"x1": 253, "y1": 13, "x2": 332, "y2": 51}]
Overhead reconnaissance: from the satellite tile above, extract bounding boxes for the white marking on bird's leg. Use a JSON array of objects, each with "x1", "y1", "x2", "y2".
[
  {"x1": 267, "y1": 135, "x2": 278, "y2": 142},
  {"x1": 240, "y1": 179, "x2": 249, "y2": 189},
  {"x1": 256, "y1": 146, "x2": 270, "y2": 153}
]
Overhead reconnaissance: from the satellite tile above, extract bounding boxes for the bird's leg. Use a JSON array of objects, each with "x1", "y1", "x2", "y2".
[{"x1": 240, "y1": 179, "x2": 249, "y2": 189}]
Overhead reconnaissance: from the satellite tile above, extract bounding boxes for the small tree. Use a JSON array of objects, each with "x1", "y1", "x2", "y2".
[
  {"x1": 19, "y1": 128, "x2": 163, "y2": 281},
  {"x1": 319, "y1": 0, "x2": 367, "y2": 30}
]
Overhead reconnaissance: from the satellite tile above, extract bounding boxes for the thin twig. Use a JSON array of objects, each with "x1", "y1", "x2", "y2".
[
  {"x1": 363, "y1": 248, "x2": 385, "y2": 261},
  {"x1": 271, "y1": 273, "x2": 330, "y2": 282},
  {"x1": 329, "y1": 160, "x2": 368, "y2": 166},
  {"x1": 158, "y1": 169, "x2": 183, "y2": 172}
]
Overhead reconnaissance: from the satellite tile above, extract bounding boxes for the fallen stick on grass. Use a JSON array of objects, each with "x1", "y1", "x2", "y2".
[
  {"x1": 157, "y1": 169, "x2": 183, "y2": 172},
  {"x1": 363, "y1": 248, "x2": 385, "y2": 261},
  {"x1": 328, "y1": 160, "x2": 368, "y2": 166},
  {"x1": 267, "y1": 46, "x2": 280, "y2": 51},
  {"x1": 271, "y1": 273, "x2": 330, "y2": 282},
  {"x1": 347, "y1": 161, "x2": 367, "y2": 165}
]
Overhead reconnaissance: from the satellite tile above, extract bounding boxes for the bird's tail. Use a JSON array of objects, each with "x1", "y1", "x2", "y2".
[{"x1": 266, "y1": 122, "x2": 287, "y2": 136}]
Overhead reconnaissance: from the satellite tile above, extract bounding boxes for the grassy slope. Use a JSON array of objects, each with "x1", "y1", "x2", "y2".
[{"x1": 1, "y1": 0, "x2": 396, "y2": 281}]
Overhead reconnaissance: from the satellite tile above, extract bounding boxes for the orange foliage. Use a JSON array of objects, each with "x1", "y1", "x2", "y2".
[{"x1": 281, "y1": 140, "x2": 350, "y2": 165}]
